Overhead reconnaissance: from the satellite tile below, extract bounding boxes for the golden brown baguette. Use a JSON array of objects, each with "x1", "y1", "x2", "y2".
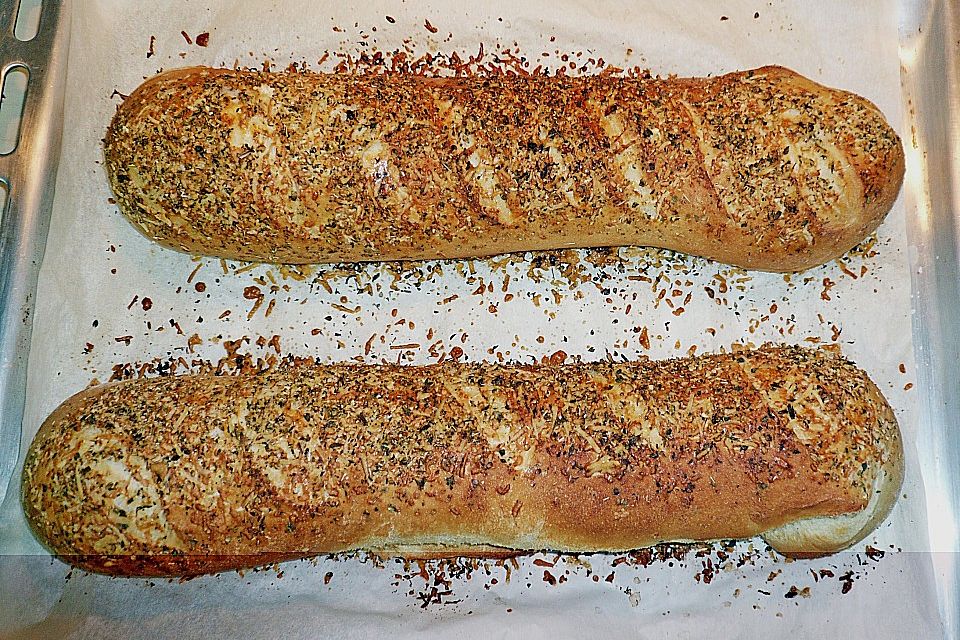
[
  {"x1": 104, "y1": 66, "x2": 903, "y2": 272},
  {"x1": 22, "y1": 345, "x2": 902, "y2": 577}
]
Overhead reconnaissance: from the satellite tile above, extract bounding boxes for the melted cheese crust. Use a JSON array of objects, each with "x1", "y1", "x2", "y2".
[
  {"x1": 22, "y1": 346, "x2": 902, "y2": 576},
  {"x1": 105, "y1": 66, "x2": 904, "y2": 271}
]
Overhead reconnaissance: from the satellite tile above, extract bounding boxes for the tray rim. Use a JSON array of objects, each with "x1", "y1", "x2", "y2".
[{"x1": 899, "y1": 0, "x2": 960, "y2": 637}]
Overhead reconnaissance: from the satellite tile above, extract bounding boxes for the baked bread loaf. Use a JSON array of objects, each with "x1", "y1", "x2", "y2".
[
  {"x1": 104, "y1": 65, "x2": 904, "y2": 272},
  {"x1": 22, "y1": 345, "x2": 902, "y2": 577}
]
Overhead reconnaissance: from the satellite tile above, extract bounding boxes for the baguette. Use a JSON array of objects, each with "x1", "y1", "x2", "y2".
[
  {"x1": 104, "y1": 65, "x2": 904, "y2": 272},
  {"x1": 22, "y1": 345, "x2": 902, "y2": 577}
]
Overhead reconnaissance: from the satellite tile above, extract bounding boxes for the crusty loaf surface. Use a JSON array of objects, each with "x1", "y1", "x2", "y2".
[
  {"x1": 22, "y1": 345, "x2": 902, "y2": 577},
  {"x1": 104, "y1": 65, "x2": 904, "y2": 272}
]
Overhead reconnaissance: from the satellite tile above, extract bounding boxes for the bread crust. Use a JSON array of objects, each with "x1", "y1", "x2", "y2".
[
  {"x1": 22, "y1": 346, "x2": 902, "y2": 577},
  {"x1": 104, "y1": 66, "x2": 904, "y2": 272}
]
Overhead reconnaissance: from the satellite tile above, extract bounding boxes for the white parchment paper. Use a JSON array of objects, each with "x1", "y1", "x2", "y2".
[{"x1": 0, "y1": 0, "x2": 943, "y2": 637}]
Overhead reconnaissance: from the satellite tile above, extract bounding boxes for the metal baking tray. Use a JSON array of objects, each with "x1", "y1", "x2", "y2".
[
  {"x1": 0, "y1": 0, "x2": 69, "y2": 501},
  {"x1": 899, "y1": 0, "x2": 960, "y2": 634},
  {"x1": 0, "y1": 0, "x2": 955, "y2": 635}
]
